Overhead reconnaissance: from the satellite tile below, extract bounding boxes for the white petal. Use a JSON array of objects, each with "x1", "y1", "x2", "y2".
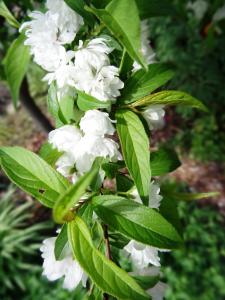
[
  {"x1": 48, "y1": 125, "x2": 82, "y2": 152},
  {"x1": 142, "y1": 105, "x2": 165, "y2": 131},
  {"x1": 80, "y1": 110, "x2": 115, "y2": 136},
  {"x1": 148, "y1": 281, "x2": 168, "y2": 300}
]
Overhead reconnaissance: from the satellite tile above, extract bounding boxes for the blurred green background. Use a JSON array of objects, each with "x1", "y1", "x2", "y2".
[{"x1": 0, "y1": 0, "x2": 225, "y2": 299}]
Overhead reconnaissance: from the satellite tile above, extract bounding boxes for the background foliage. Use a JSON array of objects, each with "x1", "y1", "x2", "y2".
[{"x1": 148, "y1": 0, "x2": 225, "y2": 161}]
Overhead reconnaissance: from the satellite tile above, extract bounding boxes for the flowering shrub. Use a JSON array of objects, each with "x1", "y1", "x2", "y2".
[{"x1": 0, "y1": 0, "x2": 215, "y2": 299}]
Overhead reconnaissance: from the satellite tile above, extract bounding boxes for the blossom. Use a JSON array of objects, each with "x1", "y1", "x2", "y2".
[
  {"x1": 132, "y1": 181, "x2": 163, "y2": 209},
  {"x1": 73, "y1": 64, "x2": 124, "y2": 102},
  {"x1": 187, "y1": 0, "x2": 208, "y2": 21},
  {"x1": 46, "y1": 0, "x2": 83, "y2": 44},
  {"x1": 40, "y1": 235, "x2": 87, "y2": 290},
  {"x1": 212, "y1": 4, "x2": 225, "y2": 23},
  {"x1": 43, "y1": 50, "x2": 76, "y2": 89},
  {"x1": 73, "y1": 38, "x2": 124, "y2": 101},
  {"x1": 133, "y1": 21, "x2": 155, "y2": 71},
  {"x1": 75, "y1": 135, "x2": 120, "y2": 173},
  {"x1": 48, "y1": 111, "x2": 121, "y2": 181},
  {"x1": 20, "y1": 0, "x2": 83, "y2": 73},
  {"x1": 142, "y1": 105, "x2": 165, "y2": 130},
  {"x1": 124, "y1": 182, "x2": 167, "y2": 268},
  {"x1": 148, "y1": 281, "x2": 168, "y2": 300},
  {"x1": 124, "y1": 240, "x2": 161, "y2": 267},
  {"x1": 20, "y1": 11, "x2": 63, "y2": 72},
  {"x1": 74, "y1": 38, "x2": 112, "y2": 71},
  {"x1": 55, "y1": 152, "x2": 76, "y2": 178},
  {"x1": 79, "y1": 110, "x2": 115, "y2": 136},
  {"x1": 48, "y1": 125, "x2": 82, "y2": 152}
]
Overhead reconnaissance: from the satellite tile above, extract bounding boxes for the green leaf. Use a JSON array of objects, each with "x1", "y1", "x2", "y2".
[
  {"x1": 130, "y1": 90, "x2": 208, "y2": 112},
  {"x1": 102, "y1": 161, "x2": 125, "y2": 179},
  {"x1": 54, "y1": 224, "x2": 68, "y2": 260},
  {"x1": 151, "y1": 147, "x2": 181, "y2": 176},
  {"x1": 92, "y1": 195, "x2": 183, "y2": 249},
  {"x1": 47, "y1": 83, "x2": 76, "y2": 127},
  {"x1": 91, "y1": 0, "x2": 111, "y2": 8},
  {"x1": 135, "y1": 0, "x2": 175, "y2": 20},
  {"x1": 119, "y1": 64, "x2": 175, "y2": 105},
  {"x1": 59, "y1": 95, "x2": 76, "y2": 124},
  {"x1": 0, "y1": 147, "x2": 69, "y2": 208},
  {"x1": 116, "y1": 109, "x2": 151, "y2": 205},
  {"x1": 77, "y1": 90, "x2": 111, "y2": 111},
  {"x1": 53, "y1": 159, "x2": 101, "y2": 223},
  {"x1": 68, "y1": 216, "x2": 149, "y2": 300},
  {"x1": 87, "y1": 0, "x2": 147, "y2": 69},
  {"x1": 167, "y1": 192, "x2": 220, "y2": 201},
  {"x1": 0, "y1": 1, "x2": 20, "y2": 28},
  {"x1": 133, "y1": 275, "x2": 160, "y2": 290},
  {"x1": 119, "y1": 49, "x2": 134, "y2": 79},
  {"x1": 159, "y1": 196, "x2": 182, "y2": 236},
  {"x1": 39, "y1": 143, "x2": 62, "y2": 167},
  {"x1": 47, "y1": 83, "x2": 62, "y2": 126},
  {"x1": 109, "y1": 232, "x2": 130, "y2": 249},
  {"x1": 4, "y1": 34, "x2": 30, "y2": 107},
  {"x1": 116, "y1": 174, "x2": 134, "y2": 192},
  {"x1": 65, "y1": 0, "x2": 95, "y2": 26}
]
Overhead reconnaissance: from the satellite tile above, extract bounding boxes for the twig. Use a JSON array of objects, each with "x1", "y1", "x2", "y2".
[
  {"x1": 103, "y1": 224, "x2": 112, "y2": 300},
  {"x1": 103, "y1": 224, "x2": 112, "y2": 260}
]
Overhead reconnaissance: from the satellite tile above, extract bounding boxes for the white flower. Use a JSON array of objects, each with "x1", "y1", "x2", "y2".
[
  {"x1": 48, "y1": 119, "x2": 120, "y2": 181},
  {"x1": 149, "y1": 181, "x2": 163, "y2": 209},
  {"x1": 55, "y1": 152, "x2": 76, "y2": 178},
  {"x1": 124, "y1": 240, "x2": 161, "y2": 267},
  {"x1": 187, "y1": 0, "x2": 208, "y2": 21},
  {"x1": 40, "y1": 236, "x2": 87, "y2": 290},
  {"x1": 46, "y1": 0, "x2": 84, "y2": 44},
  {"x1": 43, "y1": 50, "x2": 76, "y2": 89},
  {"x1": 213, "y1": 4, "x2": 225, "y2": 23},
  {"x1": 79, "y1": 110, "x2": 115, "y2": 136},
  {"x1": 74, "y1": 38, "x2": 112, "y2": 71},
  {"x1": 20, "y1": 1, "x2": 83, "y2": 72},
  {"x1": 142, "y1": 105, "x2": 165, "y2": 130},
  {"x1": 32, "y1": 44, "x2": 68, "y2": 73},
  {"x1": 148, "y1": 281, "x2": 168, "y2": 300},
  {"x1": 133, "y1": 21, "x2": 156, "y2": 71},
  {"x1": 132, "y1": 181, "x2": 163, "y2": 209},
  {"x1": 20, "y1": 11, "x2": 63, "y2": 72},
  {"x1": 73, "y1": 38, "x2": 124, "y2": 101},
  {"x1": 48, "y1": 125, "x2": 82, "y2": 152},
  {"x1": 75, "y1": 135, "x2": 120, "y2": 173},
  {"x1": 74, "y1": 64, "x2": 124, "y2": 102}
]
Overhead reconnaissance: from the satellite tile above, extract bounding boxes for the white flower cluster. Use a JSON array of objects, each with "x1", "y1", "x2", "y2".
[
  {"x1": 20, "y1": 0, "x2": 124, "y2": 101},
  {"x1": 49, "y1": 110, "x2": 120, "y2": 182}
]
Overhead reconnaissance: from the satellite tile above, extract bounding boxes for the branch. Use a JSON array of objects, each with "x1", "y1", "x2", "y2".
[
  {"x1": 20, "y1": 78, "x2": 54, "y2": 133},
  {"x1": 103, "y1": 224, "x2": 112, "y2": 260},
  {"x1": 103, "y1": 224, "x2": 112, "y2": 300}
]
